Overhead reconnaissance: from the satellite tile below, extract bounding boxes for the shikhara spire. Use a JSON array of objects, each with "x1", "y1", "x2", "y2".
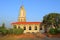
[{"x1": 18, "y1": 5, "x2": 26, "y2": 22}]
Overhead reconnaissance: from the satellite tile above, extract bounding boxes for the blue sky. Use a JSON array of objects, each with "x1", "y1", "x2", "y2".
[{"x1": 0, "y1": 0, "x2": 60, "y2": 27}]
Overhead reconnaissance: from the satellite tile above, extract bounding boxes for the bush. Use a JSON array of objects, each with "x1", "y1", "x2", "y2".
[
  {"x1": 13, "y1": 28, "x2": 24, "y2": 35},
  {"x1": 0, "y1": 28, "x2": 8, "y2": 35},
  {"x1": 0, "y1": 23, "x2": 24, "y2": 35},
  {"x1": 7, "y1": 29, "x2": 13, "y2": 34},
  {"x1": 0, "y1": 28, "x2": 24, "y2": 35},
  {"x1": 7, "y1": 28, "x2": 24, "y2": 35},
  {"x1": 49, "y1": 28, "x2": 58, "y2": 34},
  {"x1": 0, "y1": 23, "x2": 8, "y2": 35},
  {"x1": 57, "y1": 28, "x2": 60, "y2": 33}
]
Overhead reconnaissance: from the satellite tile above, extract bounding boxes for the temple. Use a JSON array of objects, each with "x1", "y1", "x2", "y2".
[{"x1": 11, "y1": 5, "x2": 41, "y2": 33}]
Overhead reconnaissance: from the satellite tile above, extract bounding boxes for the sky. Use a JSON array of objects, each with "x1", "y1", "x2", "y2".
[{"x1": 0, "y1": 0, "x2": 60, "y2": 27}]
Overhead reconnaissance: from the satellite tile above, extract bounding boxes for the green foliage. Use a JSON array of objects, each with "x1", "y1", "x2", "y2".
[
  {"x1": 49, "y1": 27, "x2": 60, "y2": 34},
  {"x1": 0, "y1": 23, "x2": 24, "y2": 36},
  {"x1": 1, "y1": 29, "x2": 8, "y2": 35},
  {"x1": 57, "y1": 27, "x2": 60, "y2": 33},
  {"x1": 7, "y1": 28, "x2": 24, "y2": 35},
  {"x1": 42, "y1": 13, "x2": 60, "y2": 33},
  {"x1": 49, "y1": 28, "x2": 58, "y2": 34},
  {"x1": 0, "y1": 28, "x2": 8, "y2": 35},
  {"x1": 13, "y1": 28, "x2": 24, "y2": 35},
  {"x1": 2, "y1": 23, "x2": 5, "y2": 28},
  {"x1": 0, "y1": 23, "x2": 8, "y2": 35},
  {"x1": 7, "y1": 29, "x2": 13, "y2": 34}
]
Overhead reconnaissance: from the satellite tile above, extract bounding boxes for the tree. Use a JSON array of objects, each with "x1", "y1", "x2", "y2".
[
  {"x1": 42, "y1": 13, "x2": 60, "y2": 33},
  {"x1": 0, "y1": 23, "x2": 8, "y2": 35},
  {"x1": 2, "y1": 23, "x2": 5, "y2": 28}
]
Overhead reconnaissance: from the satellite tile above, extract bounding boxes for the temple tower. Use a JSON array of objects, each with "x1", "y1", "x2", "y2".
[{"x1": 18, "y1": 5, "x2": 26, "y2": 22}]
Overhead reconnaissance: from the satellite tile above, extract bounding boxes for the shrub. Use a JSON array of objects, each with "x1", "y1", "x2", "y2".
[
  {"x1": 7, "y1": 28, "x2": 24, "y2": 35},
  {"x1": 0, "y1": 23, "x2": 24, "y2": 35},
  {"x1": 7, "y1": 29, "x2": 13, "y2": 34},
  {"x1": 57, "y1": 28, "x2": 60, "y2": 33},
  {"x1": 49, "y1": 28, "x2": 58, "y2": 34},
  {"x1": 13, "y1": 28, "x2": 24, "y2": 35},
  {"x1": 0, "y1": 28, "x2": 8, "y2": 35},
  {"x1": 0, "y1": 23, "x2": 8, "y2": 35}
]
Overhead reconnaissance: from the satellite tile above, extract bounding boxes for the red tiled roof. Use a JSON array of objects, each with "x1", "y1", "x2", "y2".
[{"x1": 11, "y1": 22, "x2": 41, "y2": 25}]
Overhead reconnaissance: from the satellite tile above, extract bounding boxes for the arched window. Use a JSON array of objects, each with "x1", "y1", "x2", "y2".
[
  {"x1": 35, "y1": 26, "x2": 37, "y2": 30},
  {"x1": 29, "y1": 26, "x2": 31, "y2": 30},
  {"x1": 24, "y1": 26, "x2": 26, "y2": 30},
  {"x1": 18, "y1": 26, "x2": 20, "y2": 28},
  {"x1": 40, "y1": 27, "x2": 42, "y2": 30},
  {"x1": 40, "y1": 26, "x2": 42, "y2": 30},
  {"x1": 13, "y1": 25, "x2": 16, "y2": 28}
]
